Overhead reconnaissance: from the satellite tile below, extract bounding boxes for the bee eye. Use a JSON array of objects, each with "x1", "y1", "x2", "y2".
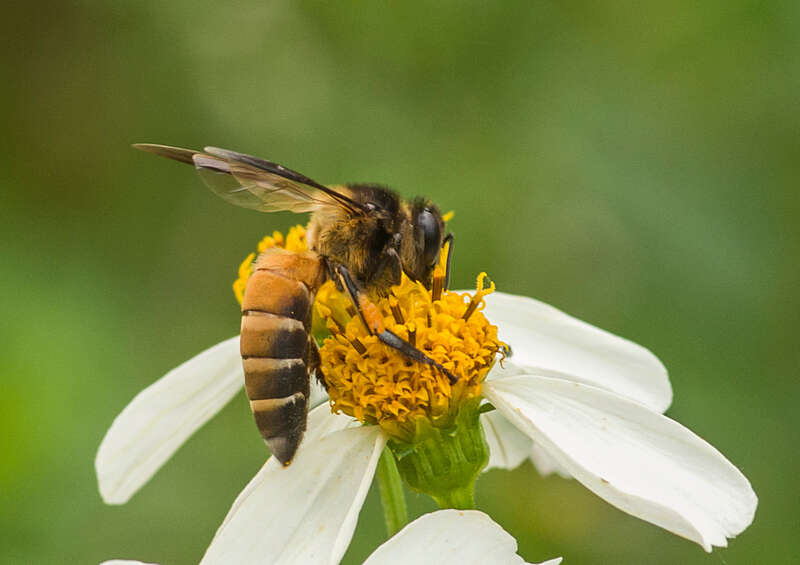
[{"x1": 417, "y1": 209, "x2": 441, "y2": 267}]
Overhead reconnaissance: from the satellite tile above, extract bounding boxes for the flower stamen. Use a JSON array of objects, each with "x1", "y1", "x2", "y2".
[
  {"x1": 349, "y1": 337, "x2": 368, "y2": 356},
  {"x1": 431, "y1": 272, "x2": 444, "y2": 301},
  {"x1": 326, "y1": 318, "x2": 344, "y2": 335},
  {"x1": 389, "y1": 296, "x2": 405, "y2": 325},
  {"x1": 462, "y1": 272, "x2": 495, "y2": 321}
]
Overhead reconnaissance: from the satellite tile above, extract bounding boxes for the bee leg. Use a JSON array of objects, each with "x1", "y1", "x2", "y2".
[
  {"x1": 375, "y1": 328, "x2": 457, "y2": 384},
  {"x1": 336, "y1": 265, "x2": 457, "y2": 384},
  {"x1": 442, "y1": 232, "x2": 454, "y2": 291}
]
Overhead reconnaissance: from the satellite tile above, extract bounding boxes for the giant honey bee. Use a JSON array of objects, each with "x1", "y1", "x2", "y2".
[{"x1": 135, "y1": 144, "x2": 455, "y2": 465}]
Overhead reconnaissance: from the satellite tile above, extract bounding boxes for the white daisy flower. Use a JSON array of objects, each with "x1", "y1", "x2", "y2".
[
  {"x1": 101, "y1": 509, "x2": 561, "y2": 565},
  {"x1": 96, "y1": 231, "x2": 756, "y2": 561},
  {"x1": 96, "y1": 293, "x2": 755, "y2": 552}
]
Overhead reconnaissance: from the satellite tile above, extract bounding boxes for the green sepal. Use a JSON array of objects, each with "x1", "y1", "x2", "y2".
[
  {"x1": 376, "y1": 445, "x2": 409, "y2": 537},
  {"x1": 478, "y1": 402, "x2": 496, "y2": 414},
  {"x1": 387, "y1": 398, "x2": 489, "y2": 509}
]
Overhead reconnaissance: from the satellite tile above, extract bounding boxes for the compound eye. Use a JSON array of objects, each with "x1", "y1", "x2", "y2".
[{"x1": 417, "y1": 209, "x2": 441, "y2": 267}]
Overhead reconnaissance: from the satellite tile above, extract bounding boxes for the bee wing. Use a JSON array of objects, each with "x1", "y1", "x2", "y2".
[
  {"x1": 134, "y1": 144, "x2": 363, "y2": 215},
  {"x1": 193, "y1": 153, "x2": 339, "y2": 213}
]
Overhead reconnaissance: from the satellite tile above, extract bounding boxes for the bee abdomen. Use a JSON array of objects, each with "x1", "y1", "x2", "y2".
[
  {"x1": 249, "y1": 394, "x2": 307, "y2": 464},
  {"x1": 240, "y1": 249, "x2": 326, "y2": 466},
  {"x1": 242, "y1": 270, "x2": 313, "y2": 322},
  {"x1": 242, "y1": 357, "x2": 307, "y2": 400},
  {"x1": 240, "y1": 313, "x2": 307, "y2": 358}
]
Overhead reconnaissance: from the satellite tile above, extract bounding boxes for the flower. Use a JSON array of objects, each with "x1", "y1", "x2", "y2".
[
  {"x1": 96, "y1": 228, "x2": 757, "y2": 561},
  {"x1": 101, "y1": 509, "x2": 562, "y2": 565}
]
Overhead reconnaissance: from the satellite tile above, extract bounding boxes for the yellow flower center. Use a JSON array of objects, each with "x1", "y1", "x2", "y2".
[
  {"x1": 320, "y1": 272, "x2": 500, "y2": 441},
  {"x1": 233, "y1": 223, "x2": 503, "y2": 443}
]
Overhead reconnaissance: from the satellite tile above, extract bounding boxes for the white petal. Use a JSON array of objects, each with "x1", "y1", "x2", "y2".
[
  {"x1": 200, "y1": 424, "x2": 385, "y2": 565},
  {"x1": 482, "y1": 409, "x2": 531, "y2": 471},
  {"x1": 485, "y1": 360, "x2": 529, "y2": 382},
  {"x1": 363, "y1": 509, "x2": 562, "y2": 565},
  {"x1": 303, "y1": 402, "x2": 358, "y2": 442},
  {"x1": 216, "y1": 403, "x2": 356, "y2": 532},
  {"x1": 481, "y1": 394, "x2": 571, "y2": 476},
  {"x1": 485, "y1": 363, "x2": 570, "y2": 475},
  {"x1": 484, "y1": 375, "x2": 757, "y2": 551},
  {"x1": 482, "y1": 292, "x2": 672, "y2": 412},
  {"x1": 96, "y1": 336, "x2": 243, "y2": 504},
  {"x1": 529, "y1": 443, "x2": 571, "y2": 479}
]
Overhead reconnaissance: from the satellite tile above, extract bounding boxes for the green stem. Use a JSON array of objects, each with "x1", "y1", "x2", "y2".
[{"x1": 376, "y1": 445, "x2": 408, "y2": 537}]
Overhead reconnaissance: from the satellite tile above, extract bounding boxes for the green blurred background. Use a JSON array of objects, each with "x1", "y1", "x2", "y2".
[{"x1": 1, "y1": 1, "x2": 797, "y2": 563}]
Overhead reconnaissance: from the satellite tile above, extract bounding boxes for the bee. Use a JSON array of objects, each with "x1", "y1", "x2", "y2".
[{"x1": 134, "y1": 144, "x2": 454, "y2": 465}]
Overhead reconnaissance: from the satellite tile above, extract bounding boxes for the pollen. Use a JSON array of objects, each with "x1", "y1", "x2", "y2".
[{"x1": 319, "y1": 269, "x2": 503, "y2": 443}]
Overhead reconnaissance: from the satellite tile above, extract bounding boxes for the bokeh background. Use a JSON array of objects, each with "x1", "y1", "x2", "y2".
[{"x1": 2, "y1": 1, "x2": 797, "y2": 563}]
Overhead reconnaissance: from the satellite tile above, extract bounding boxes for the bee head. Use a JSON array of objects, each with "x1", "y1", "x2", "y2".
[{"x1": 399, "y1": 199, "x2": 445, "y2": 287}]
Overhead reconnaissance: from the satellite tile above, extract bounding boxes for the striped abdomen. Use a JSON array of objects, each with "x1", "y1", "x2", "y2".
[{"x1": 240, "y1": 248, "x2": 326, "y2": 465}]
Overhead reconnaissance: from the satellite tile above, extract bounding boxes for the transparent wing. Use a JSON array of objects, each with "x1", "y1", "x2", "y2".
[
  {"x1": 194, "y1": 153, "x2": 342, "y2": 213},
  {"x1": 134, "y1": 143, "x2": 362, "y2": 214}
]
